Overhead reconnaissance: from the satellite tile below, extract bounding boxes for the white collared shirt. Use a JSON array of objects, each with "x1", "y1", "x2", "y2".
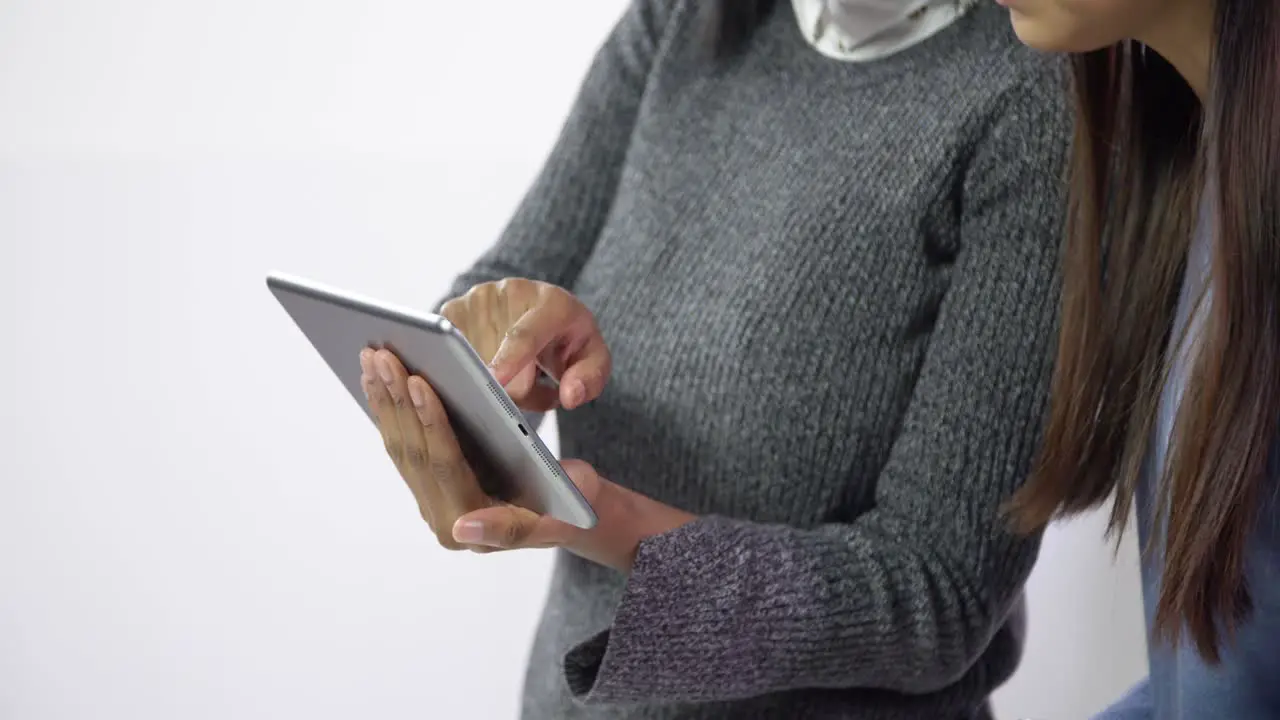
[{"x1": 791, "y1": 0, "x2": 974, "y2": 62}]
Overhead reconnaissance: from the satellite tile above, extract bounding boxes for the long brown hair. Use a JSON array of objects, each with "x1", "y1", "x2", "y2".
[{"x1": 1009, "y1": 0, "x2": 1280, "y2": 663}]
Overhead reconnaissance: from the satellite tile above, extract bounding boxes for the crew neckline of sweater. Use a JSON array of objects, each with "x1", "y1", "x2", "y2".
[
  {"x1": 741, "y1": 1, "x2": 1019, "y2": 93},
  {"x1": 790, "y1": 0, "x2": 978, "y2": 63}
]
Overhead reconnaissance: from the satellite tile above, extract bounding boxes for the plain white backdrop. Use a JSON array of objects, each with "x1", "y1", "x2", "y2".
[{"x1": 0, "y1": 2, "x2": 1147, "y2": 718}]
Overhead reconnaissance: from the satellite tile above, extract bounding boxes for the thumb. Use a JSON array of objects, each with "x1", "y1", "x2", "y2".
[
  {"x1": 558, "y1": 459, "x2": 605, "y2": 505},
  {"x1": 452, "y1": 505, "x2": 573, "y2": 549}
]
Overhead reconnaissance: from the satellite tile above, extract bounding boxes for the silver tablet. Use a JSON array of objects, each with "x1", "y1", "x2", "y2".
[{"x1": 266, "y1": 271, "x2": 598, "y2": 529}]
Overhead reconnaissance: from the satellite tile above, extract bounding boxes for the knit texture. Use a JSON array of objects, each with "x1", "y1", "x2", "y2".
[{"x1": 444, "y1": 2, "x2": 1069, "y2": 718}]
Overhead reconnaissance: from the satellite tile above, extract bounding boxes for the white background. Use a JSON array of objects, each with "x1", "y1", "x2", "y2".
[{"x1": 0, "y1": 2, "x2": 1148, "y2": 718}]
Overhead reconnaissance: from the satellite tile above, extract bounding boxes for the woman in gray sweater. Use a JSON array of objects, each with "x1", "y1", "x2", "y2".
[{"x1": 359, "y1": 1, "x2": 1068, "y2": 718}]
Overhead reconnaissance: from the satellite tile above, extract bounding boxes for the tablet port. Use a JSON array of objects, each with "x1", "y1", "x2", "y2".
[{"x1": 518, "y1": 423, "x2": 528, "y2": 437}]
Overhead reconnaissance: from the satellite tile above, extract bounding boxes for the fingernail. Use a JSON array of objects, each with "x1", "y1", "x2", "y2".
[
  {"x1": 566, "y1": 379, "x2": 586, "y2": 407},
  {"x1": 453, "y1": 519, "x2": 485, "y2": 544},
  {"x1": 376, "y1": 356, "x2": 394, "y2": 384},
  {"x1": 408, "y1": 382, "x2": 424, "y2": 407}
]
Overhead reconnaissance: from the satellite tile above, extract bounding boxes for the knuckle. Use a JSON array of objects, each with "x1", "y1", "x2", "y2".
[
  {"x1": 430, "y1": 459, "x2": 460, "y2": 487},
  {"x1": 466, "y1": 282, "x2": 499, "y2": 304},
  {"x1": 547, "y1": 283, "x2": 572, "y2": 302},
  {"x1": 577, "y1": 368, "x2": 603, "y2": 390},
  {"x1": 499, "y1": 277, "x2": 540, "y2": 303},
  {"x1": 435, "y1": 441, "x2": 463, "y2": 467},
  {"x1": 501, "y1": 520, "x2": 523, "y2": 548},
  {"x1": 383, "y1": 439, "x2": 404, "y2": 462},
  {"x1": 421, "y1": 421, "x2": 456, "y2": 452},
  {"x1": 404, "y1": 445, "x2": 429, "y2": 471},
  {"x1": 494, "y1": 277, "x2": 520, "y2": 293},
  {"x1": 418, "y1": 392, "x2": 445, "y2": 421},
  {"x1": 503, "y1": 326, "x2": 534, "y2": 351}
]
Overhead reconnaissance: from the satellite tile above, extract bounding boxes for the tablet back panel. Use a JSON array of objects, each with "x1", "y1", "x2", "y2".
[{"x1": 266, "y1": 272, "x2": 597, "y2": 529}]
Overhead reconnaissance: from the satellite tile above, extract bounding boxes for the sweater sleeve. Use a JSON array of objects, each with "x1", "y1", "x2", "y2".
[
  {"x1": 560, "y1": 70, "x2": 1070, "y2": 704},
  {"x1": 439, "y1": 0, "x2": 677, "y2": 302}
]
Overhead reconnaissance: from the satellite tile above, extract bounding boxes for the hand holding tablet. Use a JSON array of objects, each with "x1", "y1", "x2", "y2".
[
  {"x1": 268, "y1": 272, "x2": 696, "y2": 570},
  {"x1": 267, "y1": 272, "x2": 601, "y2": 530}
]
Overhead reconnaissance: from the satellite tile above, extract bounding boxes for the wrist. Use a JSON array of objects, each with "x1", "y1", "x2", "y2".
[{"x1": 564, "y1": 478, "x2": 697, "y2": 573}]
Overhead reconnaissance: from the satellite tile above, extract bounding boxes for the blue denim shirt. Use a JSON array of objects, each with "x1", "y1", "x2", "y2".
[{"x1": 1095, "y1": 190, "x2": 1280, "y2": 719}]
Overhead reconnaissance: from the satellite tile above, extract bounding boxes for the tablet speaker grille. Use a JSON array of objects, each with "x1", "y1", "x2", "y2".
[
  {"x1": 533, "y1": 441, "x2": 562, "y2": 476},
  {"x1": 488, "y1": 382, "x2": 520, "y2": 420},
  {"x1": 489, "y1": 380, "x2": 564, "y2": 477}
]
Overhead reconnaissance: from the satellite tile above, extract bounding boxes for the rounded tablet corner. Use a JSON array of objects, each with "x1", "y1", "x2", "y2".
[
  {"x1": 430, "y1": 315, "x2": 456, "y2": 334},
  {"x1": 575, "y1": 507, "x2": 600, "y2": 531},
  {"x1": 564, "y1": 502, "x2": 599, "y2": 531}
]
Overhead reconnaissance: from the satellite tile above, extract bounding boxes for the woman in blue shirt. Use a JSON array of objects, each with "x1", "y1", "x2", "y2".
[{"x1": 999, "y1": 0, "x2": 1280, "y2": 717}]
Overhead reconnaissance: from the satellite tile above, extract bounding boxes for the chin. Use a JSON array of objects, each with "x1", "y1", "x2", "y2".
[
  {"x1": 1007, "y1": 11, "x2": 1117, "y2": 54},
  {"x1": 1008, "y1": 13, "x2": 1070, "y2": 52}
]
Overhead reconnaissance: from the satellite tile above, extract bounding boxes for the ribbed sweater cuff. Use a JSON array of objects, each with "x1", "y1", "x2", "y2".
[
  {"x1": 563, "y1": 516, "x2": 775, "y2": 705},
  {"x1": 561, "y1": 511, "x2": 1018, "y2": 705}
]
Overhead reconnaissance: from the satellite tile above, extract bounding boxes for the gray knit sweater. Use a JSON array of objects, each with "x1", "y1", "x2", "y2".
[{"x1": 445, "y1": 2, "x2": 1068, "y2": 718}]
